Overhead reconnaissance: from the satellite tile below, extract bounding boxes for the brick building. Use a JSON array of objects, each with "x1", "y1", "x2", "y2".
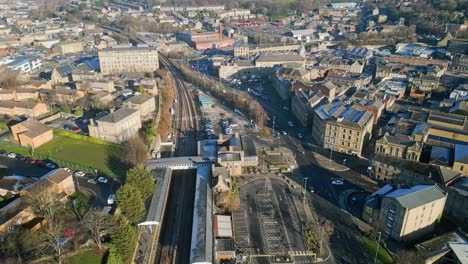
[{"x1": 10, "y1": 119, "x2": 53, "y2": 149}]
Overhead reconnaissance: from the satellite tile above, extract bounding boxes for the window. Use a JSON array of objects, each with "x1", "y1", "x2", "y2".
[
  {"x1": 348, "y1": 136, "x2": 351, "y2": 140},
  {"x1": 343, "y1": 135, "x2": 345, "y2": 139}
]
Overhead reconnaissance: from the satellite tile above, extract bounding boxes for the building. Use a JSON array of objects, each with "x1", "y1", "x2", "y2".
[
  {"x1": 291, "y1": 91, "x2": 325, "y2": 127},
  {"x1": 444, "y1": 177, "x2": 468, "y2": 232},
  {"x1": 319, "y1": 57, "x2": 365, "y2": 74},
  {"x1": 57, "y1": 41, "x2": 83, "y2": 55},
  {"x1": 98, "y1": 46, "x2": 159, "y2": 75},
  {"x1": 0, "y1": 168, "x2": 75, "y2": 233},
  {"x1": 233, "y1": 43, "x2": 302, "y2": 57},
  {"x1": 375, "y1": 134, "x2": 423, "y2": 161},
  {"x1": 255, "y1": 54, "x2": 304, "y2": 68},
  {"x1": 312, "y1": 101, "x2": 373, "y2": 157},
  {"x1": 123, "y1": 94, "x2": 156, "y2": 119},
  {"x1": 88, "y1": 108, "x2": 141, "y2": 143},
  {"x1": 7, "y1": 56, "x2": 42, "y2": 73},
  {"x1": 0, "y1": 101, "x2": 48, "y2": 117},
  {"x1": 363, "y1": 184, "x2": 447, "y2": 242},
  {"x1": 415, "y1": 232, "x2": 467, "y2": 264},
  {"x1": 217, "y1": 133, "x2": 257, "y2": 176},
  {"x1": 372, "y1": 153, "x2": 441, "y2": 185},
  {"x1": 50, "y1": 64, "x2": 75, "y2": 84},
  {"x1": 10, "y1": 119, "x2": 53, "y2": 149}
]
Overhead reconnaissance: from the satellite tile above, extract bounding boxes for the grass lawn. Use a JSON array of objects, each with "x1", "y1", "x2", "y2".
[
  {"x1": 65, "y1": 250, "x2": 100, "y2": 264},
  {"x1": 360, "y1": 236, "x2": 394, "y2": 264},
  {"x1": 34, "y1": 135, "x2": 125, "y2": 181}
]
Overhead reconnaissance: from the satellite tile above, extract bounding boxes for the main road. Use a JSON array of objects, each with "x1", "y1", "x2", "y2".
[{"x1": 156, "y1": 54, "x2": 199, "y2": 264}]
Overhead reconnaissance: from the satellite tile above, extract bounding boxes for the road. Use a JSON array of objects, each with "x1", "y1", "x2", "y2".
[{"x1": 156, "y1": 54, "x2": 199, "y2": 264}]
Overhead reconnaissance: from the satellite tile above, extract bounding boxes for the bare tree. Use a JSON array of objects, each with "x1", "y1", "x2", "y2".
[
  {"x1": 0, "y1": 68, "x2": 23, "y2": 90},
  {"x1": 24, "y1": 186, "x2": 64, "y2": 222},
  {"x1": 122, "y1": 135, "x2": 148, "y2": 167},
  {"x1": 38, "y1": 221, "x2": 67, "y2": 264},
  {"x1": 82, "y1": 208, "x2": 114, "y2": 250}
]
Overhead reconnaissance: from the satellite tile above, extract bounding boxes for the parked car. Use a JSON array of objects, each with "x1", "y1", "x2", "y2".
[
  {"x1": 107, "y1": 194, "x2": 116, "y2": 205},
  {"x1": 288, "y1": 121, "x2": 294, "y2": 127},
  {"x1": 74, "y1": 171, "x2": 85, "y2": 177},
  {"x1": 45, "y1": 163, "x2": 57, "y2": 169},
  {"x1": 34, "y1": 160, "x2": 44, "y2": 166},
  {"x1": 7, "y1": 153, "x2": 16, "y2": 158},
  {"x1": 282, "y1": 130, "x2": 287, "y2": 135},
  {"x1": 98, "y1": 177, "x2": 108, "y2": 184},
  {"x1": 72, "y1": 127, "x2": 81, "y2": 133},
  {"x1": 25, "y1": 157, "x2": 33, "y2": 163},
  {"x1": 0, "y1": 150, "x2": 6, "y2": 155},
  {"x1": 15, "y1": 154, "x2": 24, "y2": 160},
  {"x1": 298, "y1": 133, "x2": 304, "y2": 139},
  {"x1": 63, "y1": 167, "x2": 71, "y2": 172},
  {"x1": 331, "y1": 180, "x2": 344, "y2": 185},
  {"x1": 87, "y1": 179, "x2": 97, "y2": 184}
]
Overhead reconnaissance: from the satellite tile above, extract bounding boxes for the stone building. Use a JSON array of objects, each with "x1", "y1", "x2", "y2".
[
  {"x1": 312, "y1": 100, "x2": 373, "y2": 157},
  {"x1": 217, "y1": 133, "x2": 257, "y2": 176},
  {"x1": 0, "y1": 101, "x2": 48, "y2": 117},
  {"x1": 123, "y1": 94, "x2": 156, "y2": 119},
  {"x1": 10, "y1": 119, "x2": 53, "y2": 149},
  {"x1": 57, "y1": 41, "x2": 83, "y2": 55},
  {"x1": 372, "y1": 153, "x2": 439, "y2": 185},
  {"x1": 291, "y1": 91, "x2": 325, "y2": 127},
  {"x1": 363, "y1": 184, "x2": 447, "y2": 242},
  {"x1": 375, "y1": 134, "x2": 423, "y2": 161},
  {"x1": 98, "y1": 46, "x2": 159, "y2": 75},
  {"x1": 88, "y1": 107, "x2": 141, "y2": 143}
]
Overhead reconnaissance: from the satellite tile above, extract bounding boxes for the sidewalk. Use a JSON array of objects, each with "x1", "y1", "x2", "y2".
[{"x1": 312, "y1": 152, "x2": 350, "y2": 172}]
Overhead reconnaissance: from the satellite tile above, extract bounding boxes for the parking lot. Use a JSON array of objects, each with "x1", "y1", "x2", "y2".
[{"x1": 233, "y1": 178, "x2": 313, "y2": 264}]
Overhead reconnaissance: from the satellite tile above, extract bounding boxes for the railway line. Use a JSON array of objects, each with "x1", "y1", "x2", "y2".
[{"x1": 157, "y1": 54, "x2": 199, "y2": 264}]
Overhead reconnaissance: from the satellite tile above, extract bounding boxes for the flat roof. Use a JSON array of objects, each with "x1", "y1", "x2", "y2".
[{"x1": 140, "y1": 168, "x2": 171, "y2": 225}]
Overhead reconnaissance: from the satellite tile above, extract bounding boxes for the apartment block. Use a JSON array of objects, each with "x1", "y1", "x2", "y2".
[
  {"x1": 363, "y1": 184, "x2": 447, "y2": 242},
  {"x1": 88, "y1": 107, "x2": 141, "y2": 143},
  {"x1": 98, "y1": 46, "x2": 159, "y2": 75},
  {"x1": 375, "y1": 134, "x2": 423, "y2": 161},
  {"x1": 312, "y1": 101, "x2": 373, "y2": 157}
]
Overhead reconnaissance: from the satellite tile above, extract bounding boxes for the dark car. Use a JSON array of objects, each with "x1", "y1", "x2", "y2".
[
  {"x1": 24, "y1": 157, "x2": 33, "y2": 163},
  {"x1": 15, "y1": 154, "x2": 24, "y2": 160},
  {"x1": 0, "y1": 150, "x2": 6, "y2": 155}
]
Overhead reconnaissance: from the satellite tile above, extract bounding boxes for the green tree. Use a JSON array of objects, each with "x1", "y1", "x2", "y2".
[
  {"x1": 109, "y1": 217, "x2": 138, "y2": 263},
  {"x1": 73, "y1": 106, "x2": 83, "y2": 117},
  {"x1": 143, "y1": 122, "x2": 157, "y2": 143},
  {"x1": 116, "y1": 184, "x2": 146, "y2": 224},
  {"x1": 126, "y1": 167, "x2": 155, "y2": 201}
]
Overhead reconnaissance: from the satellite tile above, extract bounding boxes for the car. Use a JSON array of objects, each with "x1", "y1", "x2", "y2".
[
  {"x1": 202, "y1": 156, "x2": 210, "y2": 161},
  {"x1": 0, "y1": 150, "x2": 6, "y2": 155},
  {"x1": 331, "y1": 180, "x2": 344, "y2": 185},
  {"x1": 107, "y1": 194, "x2": 116, "y2": 205},
  {"x1": 72, "y1": 127, "x2": 81, "y2": 133},
  {"x1": 7, "y1": 153, "x2": 16, "y2": 158},
  {"x1": 282, "y1": 131, "x2": 287, "y2": 135},
  {"x1": 98, "y1": 177, "x2": 108, "y2": 183},
  {"x1": 81, "y1": 119, "x2": 89, "y2": 124},
  {"x1": 24, "y1": 157, "x2": 33, "y2": 163},
  {"x1": 63, "y1": 167, "x2": 71, "y2": 172},
  {"x1": 45, "y1": 163, "x2": 57, "y2": 169},
  {"x1": 283, "y1": 106, "x2": 289, "y2": 111},
  {"x1": 74, "y1": 171, "x2": 85, "y2": 177},
  {"x1": 87, "y1": 179, "x2": 97, "y2": 184},
  {"x1": 298, "y1": 133, "x2": 304, "y2": 139},
  {"x1": 103, "y1": 206, "x2": 112, "y2": 214},
  {"x1": 15, "y1": 154, "x2": 24, "y2": 160},
  {"x1": 288, "y1": 121, "x2": 294, "y2": 127},
  {"x1": 34, "y1": 159, "x2": 44, "y2": 166}
]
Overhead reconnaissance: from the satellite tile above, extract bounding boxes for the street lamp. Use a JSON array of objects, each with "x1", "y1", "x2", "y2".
[
  {"x1": 302, "y1": 177, "x2": 309, "y2": 202},
  {"x1": 374, "y1": 231, "x2": 382, "y2": 264}
]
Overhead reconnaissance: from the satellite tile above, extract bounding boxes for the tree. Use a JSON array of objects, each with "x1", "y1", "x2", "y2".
[
  {"x1": 0, "y1": 227, "x2": 27, "y2": 263},
  {"x1": 38, "y1": 220, "x2": 67, "y2": 264},
  {"x1": 125, "y1": 167, "x2": 155, "y2": 201},
  {"x1": 142, "y1": 121, "x2": 157, "y2": 143},
  {"x1": 0, "y1": 68, "x2": 23, "y2": 90},
  {"x1": 82, "y1": 208, "x2": 114, "y2": 250},
  {"x1": 24, "y1": 186, "x2": 64, "y2": 222},
  {"x1": 122, "y1": 135, "x2": 148, "y2": 167},
  {"x1": 109, "y1": 217, "x2": 138, "y2": 263},
  {"x1": 395, "y1": 249, "x2": 424, "y2": 264},
  {"x1": 116, "y1": 184, "x2": 146, "y2": 224}
]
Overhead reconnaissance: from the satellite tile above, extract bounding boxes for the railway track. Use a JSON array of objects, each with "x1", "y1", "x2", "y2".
[{"x1": 157, "y1": 54, "x2": 199, "y2": 264}]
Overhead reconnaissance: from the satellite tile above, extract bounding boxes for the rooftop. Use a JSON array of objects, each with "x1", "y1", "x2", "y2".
[
  {"x1": 13, "y1": 119, "x2": 51, "y2": 139},
  {"x1": 98, "y1": 107, "x2": 139, "y2": 123},
  {"x1": 385, "y1": 184, "x2": 446, "y2": 209},
  {"x1": 125, "y1": 94, "x2": 154, "y2": 105},
  {"x1": 315, "y1": 100, "x2": 373, "y2": 128}
]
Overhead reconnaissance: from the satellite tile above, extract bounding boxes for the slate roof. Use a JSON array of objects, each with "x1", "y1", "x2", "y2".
[
  {"x1": 125, "y1": 94, "x2": 154, "y2": 105},
  {"x1": 315, "y1": 100, "x2": 374, "y2": 128},
  {"x1": 385, "y1": 185, "x2": 446, "y2": 209},
  {"x1": 13, "y1": 119, "x2": 51, "y2": 139},
  {"x1": 98, "y1": 107, "x2": 138, "y2": 123}
]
